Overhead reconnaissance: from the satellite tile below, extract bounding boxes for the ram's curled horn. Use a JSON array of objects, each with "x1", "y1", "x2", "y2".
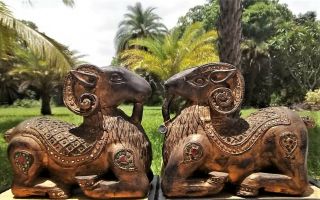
[
  {"x1": 208, "y1": 63, "x2": 245, "y2": 114},
  {"x1": 63, "y1": 64, "x2": 102, "y2": 116}
]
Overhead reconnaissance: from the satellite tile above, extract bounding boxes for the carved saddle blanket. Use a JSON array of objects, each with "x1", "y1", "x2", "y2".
[
  {"x1": 204, "y1": 107, "x2": 291, "y2": 155},
  {"x1": 22, "y1": 117, "x2": 103, "y2": 167},
  {"x1": 21, "y1": 116, "x2": 149, "y2": 167}
]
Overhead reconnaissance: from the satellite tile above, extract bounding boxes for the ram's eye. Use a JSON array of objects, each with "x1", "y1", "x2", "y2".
[
  {"x1": 110, "y1": 73, "x2": 125, "y2": 83},
  {"x1": 209, "y1": 69, "x2": 236, "y2": 83},
  {"x1": 188, "y1": 76, "x2": 208, "y2": 87}
]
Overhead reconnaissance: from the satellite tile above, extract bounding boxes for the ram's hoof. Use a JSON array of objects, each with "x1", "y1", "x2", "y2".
[
  {"x1": 47, "y1": 188, "x2": 70, "y2": 199},
  {"x1": 75, "y1": 175, "x2": 98, "y2": 190},
  {"x1": 237, "y1": 185, "x2": 259, "y2": 196}
]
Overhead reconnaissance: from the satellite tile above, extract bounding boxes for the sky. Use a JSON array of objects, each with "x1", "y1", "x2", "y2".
[{"x1": 3, "y1": 0, "x2": 320, "y2": 66}]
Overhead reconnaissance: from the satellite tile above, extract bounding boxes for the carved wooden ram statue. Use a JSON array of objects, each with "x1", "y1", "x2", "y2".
[
  {"x1": 160, "y1": 62, "x2": 315, "y2": 197},
  {"x1": 5, "y1": 64, "x2": 153, "y2": 199}
]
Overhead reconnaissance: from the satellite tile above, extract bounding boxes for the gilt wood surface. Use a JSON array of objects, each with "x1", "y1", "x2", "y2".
[
  {"x1": 1, "y1": 180, "x2": 320, "y2": 200},
  {"x1": 157, "y1": 184, "x2": 320, "y2": 199}
]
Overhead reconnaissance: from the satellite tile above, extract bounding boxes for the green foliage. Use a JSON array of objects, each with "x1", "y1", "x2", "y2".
[
  {"x1": 7, "y1": 39, "x2": 79, "y2": 114},
  {"x1": 0, "y1": 2, "x2": 73, "y2": 70},
  {"x1": 240, "y1": 0, "x2": 294, "y2": 107},
  {"x1": 121, "y1": 22, "x2": 219, "y2": 80},
  {"x1": 177, "y1": 1, "x2": 219, "y2": 32},
  {"x1": 0, "y1": 3, "x2": 81, "y2": 107},
  {"x1": 62, "y1": 0, "x2": 75, "y2": 8},
  {"x1": 114, "y1": 2, "x2": 167, "y2": 53},
  {"x1": 270, "y1": 20, "x2": 320, "y2": 101},
  {"x1": 0, "y1": 60, "x2": 20, "y2": 105},
  {"x1": 299, "y1": 110, "x2": 320, "y2": 178},
  {"x1": 305, "y1": 89, "x2": 320, "y2": 105},
  {"x1": 181, "y1": 0, "x2": 320, "y2": 107},
  {"x1": 241, "y1": 39, "x2": 272, "y2": 107},
  {"x1": 12, "y1": 99, "x2": 40, "y2": 108},
  {"x1": 242, "y1": 1, "x2": 293, "y2": 42}
]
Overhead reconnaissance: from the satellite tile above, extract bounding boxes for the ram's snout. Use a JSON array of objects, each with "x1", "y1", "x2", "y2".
[
  {"x1": 131, "y1": 75, "x2": 152, "y2": 103},
  {"x1": 124, "y1": 69, "x2": 152, "y2": 125},
  {"x1": 162, "y1": 68, "x2": 198, "y2": 123}
]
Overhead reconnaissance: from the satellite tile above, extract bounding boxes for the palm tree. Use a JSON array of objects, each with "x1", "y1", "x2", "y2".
[
  {"x1": 115, "y1": 2, "x2": 167, "y2": 53},
  {"x1": 10, "y1": 57, "x2": 63, "y2": 115},
  {"x1": 1, "y1": 1, "x2": 77, "y2": 109},
  {"x1": 120, "y1": 22, "x2": 219, "y2": 80},
  {"x1": 0, "y1": 1, "x2": 74, "y2": 70},
  {"x1": 217, "y1": 0, "x2": 242, "y2": 68},
  {"x1": 9, "y1": 40, "x2": 80, "y2": 115},
  {"x1": 241, "y1": 39, "x2": 272, "y2": 106}
]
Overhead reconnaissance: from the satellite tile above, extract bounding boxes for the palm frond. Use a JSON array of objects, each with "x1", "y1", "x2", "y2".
[
  {"x1": 0, "y1": 11, "x2": 73, "y2": 71},
  {"x1": 0, "y1": 2, "x2": 11, "y2": 16},
  {"x1": 62, "y1": 0, "x2": 75, "y2": 8},
  {"x1": 120, "y1": 22, "x2": 219, "y2": 80},
  {"x1": 115, "y1": 2, "x2": 167, "y2": 53}
]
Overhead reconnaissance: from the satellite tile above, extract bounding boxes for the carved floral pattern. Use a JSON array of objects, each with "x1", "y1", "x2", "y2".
[
  {"x1": 114, "y1": 149, "x2": 137, "y2": 171},
  {"x1": 280, "y1": 132, "x2": 298, "y2": 159},
  {"x1": 14, "y1": 151, "x2": 33, "y2": 174},
  {"x1": 183, "y1": 142, "x2": 203, "y2": 163}
]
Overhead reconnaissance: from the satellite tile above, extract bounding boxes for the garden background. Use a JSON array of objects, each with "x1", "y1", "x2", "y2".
[{"x1": 1, "y1": 0, "x2": 320, "y2": 193}]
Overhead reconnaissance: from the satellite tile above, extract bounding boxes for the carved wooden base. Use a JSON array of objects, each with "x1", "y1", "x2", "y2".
[
  {"x1": 0, "y1": 176, "x2": 158, "y2": 200},
  {"x1": 1, "y1": 177, "x2": 320, "y2": 200},
  {"x1": 158, "y1": 184, "x2": 320, "y2": 199}
]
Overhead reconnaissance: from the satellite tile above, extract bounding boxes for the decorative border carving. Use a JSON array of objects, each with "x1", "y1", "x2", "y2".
[{"x1": 204, "y1": 107, "x2": 291, "y2": 155}]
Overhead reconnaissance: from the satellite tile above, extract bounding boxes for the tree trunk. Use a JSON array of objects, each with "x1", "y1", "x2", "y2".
[
  {"x1": 218, "y1": 0, "x2": 242, "y2": 68},
  {"x1": 53, "y1": 85, "x2": 64, "y2": 106},
  {"x1": 41, "y1": 93, "x2": 52, "y2": 115}
]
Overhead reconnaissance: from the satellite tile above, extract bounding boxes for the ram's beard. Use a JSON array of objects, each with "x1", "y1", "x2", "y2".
[
  {"x1": 162, "y1": 92, "x2": 175, "y2": 123},
  {"x1": 131, "y1": 102, "x2": 143, "y2": 124}
]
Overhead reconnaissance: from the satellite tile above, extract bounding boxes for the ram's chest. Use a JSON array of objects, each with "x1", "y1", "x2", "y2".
[{"x1": 163, "y1": 111, "x2": 204, "y2": 165}]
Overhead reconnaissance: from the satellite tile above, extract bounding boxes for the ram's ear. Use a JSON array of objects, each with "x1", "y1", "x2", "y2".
[
  {"x1": 209, "y1": 68, "x2": 236, "y2": 84},
  {"x1": 70, "y1": 70, "x2": 98, "y2": 88}
]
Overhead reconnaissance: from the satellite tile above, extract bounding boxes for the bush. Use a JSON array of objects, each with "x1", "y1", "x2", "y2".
[
  {"x1": 305, "y1": 89, "x2": 320, "y2": 105},
  {"x1": 12, "y1": 99, "x2": 40, "y2": 108},
  {"x1": 270, "y1": 92, "x2": 283, "y2": 106}
]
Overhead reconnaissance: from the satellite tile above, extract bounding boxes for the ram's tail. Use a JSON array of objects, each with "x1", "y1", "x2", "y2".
[
  {"x1": 4, "y1": 128, "x2": 14, "y2": 143},
  {"x1": 301, "y1": 116, "x2": 316, "y2": 129}
]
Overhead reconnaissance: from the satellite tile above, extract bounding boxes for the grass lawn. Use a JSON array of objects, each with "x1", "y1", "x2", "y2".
[{"x1": 0, "y1": 105, "x2": 319, "y2": 192}]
